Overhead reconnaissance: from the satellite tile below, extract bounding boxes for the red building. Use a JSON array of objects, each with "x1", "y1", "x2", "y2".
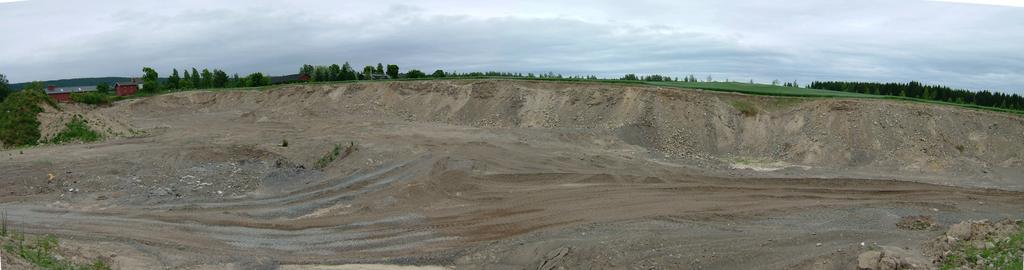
[
  {"x1": 45, "y1": 85, "x2": 97, "y2": 102},
  {"x1": 115, "y1": 81, "x2": 141, "y2": 96}
]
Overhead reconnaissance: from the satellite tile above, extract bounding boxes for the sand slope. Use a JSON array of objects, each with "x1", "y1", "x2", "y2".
[{"x1": 1, "y1": 80, "x2": 1021, "y2": 269}]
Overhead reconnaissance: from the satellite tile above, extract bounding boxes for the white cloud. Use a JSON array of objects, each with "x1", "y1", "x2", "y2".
[
  {"x1": 0, "y1": 0, "x2": 1022, "y2": 94},
  {"x1": 929, "y1": 0, "x2": 1024, "y2": 7}
]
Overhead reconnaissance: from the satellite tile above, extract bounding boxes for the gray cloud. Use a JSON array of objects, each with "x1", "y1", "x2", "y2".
[{"x1": 1, "y1": 0, "x2": 1022, "y2": 93}]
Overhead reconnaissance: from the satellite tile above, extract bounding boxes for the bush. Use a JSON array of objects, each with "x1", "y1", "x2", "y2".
[
  {"x1": 313, "y1": 142, "x2": 357, "y2": 169},
  {"x1": 406, "y1": 69, "x2": 427, "y2": 79},
  {"x1": 0, "y1": 89, "x2": 56, "y2": 147},
  {"x1": 70, "y1": 92, "x2": 111, "y2": 105},
  {"x1": 50, "y1": 115, "x2": 101, "y2": 144},
  {"x1": 941, "y1": 224, "x2": 1024, "y2": 269},
  {"x1": 730, "y1": 100, "x2": 759, "y2": 117},
  {"x1": 2, "y1": 232, "x2": 111, "y2": 270}
]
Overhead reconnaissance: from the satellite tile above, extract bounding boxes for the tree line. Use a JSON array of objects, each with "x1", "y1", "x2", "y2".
[
  {"x1": 809, "y1": 81, "x2": 1024, "y2": 110},
  {"x1": 147, "y1": 67, "x2": 271, "y2": 93},
  {"x1": 298, "y1": 62, "x2": 442, "y2": 81},
  {"x1": 298, "y1": 64, "x2": 616, "y2": 82}
]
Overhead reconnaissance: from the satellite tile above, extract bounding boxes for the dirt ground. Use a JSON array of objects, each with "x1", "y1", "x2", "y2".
[{"x1": 1, "y1": 80, "x2": 1022, "y2": 269}]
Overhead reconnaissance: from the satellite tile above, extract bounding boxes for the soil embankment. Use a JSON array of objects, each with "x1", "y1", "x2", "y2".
[{"x1": 2, "y1": 80, "x2": 1021, "y2": 269}]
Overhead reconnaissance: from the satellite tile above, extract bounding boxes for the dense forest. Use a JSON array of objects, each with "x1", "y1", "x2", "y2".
[{"x1": 809, "y1": 81, "x2": 1024, "y2": 110}]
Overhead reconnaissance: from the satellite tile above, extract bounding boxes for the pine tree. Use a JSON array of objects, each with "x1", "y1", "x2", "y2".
[
  {"x1": 191, "y1": 68, "x2": 200, "y2": 89},
  {"x1": 182, "y1": 69, "x2": 193, "y2": 89},
  {"x1": 168, "y1": 69, "x2": 181, "y2": 90}
]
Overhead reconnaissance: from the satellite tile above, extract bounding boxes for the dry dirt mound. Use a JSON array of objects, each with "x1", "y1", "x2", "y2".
[
  {"x1": 928, "y1": 219, "x2": 1023, "y2": 269},
  {"x1": 3, "y1": 80, "x2": 1022, "y2": 269},
  {"x1": 124, "y1": 80, "x2": 1024, "y2": 190},
  {"x1": 37, "y1": 103, "x2": 139, "y2": 142}
]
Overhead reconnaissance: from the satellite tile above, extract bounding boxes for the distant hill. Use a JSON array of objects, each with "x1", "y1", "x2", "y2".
[
  {"x1": 10, "y1": 77, "x2": 134, "y2": 90},
  {"x1": 11, "y1": 75, "x2": 301, "y2": 90}
]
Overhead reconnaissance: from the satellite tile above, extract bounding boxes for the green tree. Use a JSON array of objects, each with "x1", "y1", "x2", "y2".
[
  {"x1": 168, "y1": 69, "x2": 181, "y2": 90},
  {"x1": 328, "y1": 64, "x2": 341, "y2": 81},
  {"x1": 0, "y1": 86, "x2": 50, "y2": 146},
  {"x1": 181, "y1": 70, "x2": 194, "y2": 89},
  {"x1": 406, "y1": 69, "x2": 426, "y2": 78},
  {"x1": 201, "y1": 69, "x2": 213, "y2": 88},
  {"x1": 0, "y1": 73, "x2": 9, "y2": 102},
  {"x1": 386, "y1": 64, "x2": 399, "y2": 79},
  {"x1": 212, "y1": 69, "x2": 228, "y2": 88},
  {"x1": 363, "y1": 65, "x2": 375, "y2": 80},
  {"x1": 299, "y1": 64, "x2": 315, "y2": 78},
  {"x1": 228, "y1": 73, "x2": 241, "y2": 88},
  {"x1": 96, "y1": 83, "x2": 110, "y2": 94},
  {"x1": 431, "y1": 69, "x2": 445, "y2": 78},
  {"x1": 190, "y1": 68, "x2": 200, "y2": 89},
  {"x1": 376, "y1": 63, "x2": 384, "y2": 74},
  {"x1": 311, "y1": 65, "x2": 328, "y2": 82},
  {"x1": 245, "y1": 72, "x2": 270, "y2": 87},
  {"x1": 142, "y1": 67, "x2": 160, "y2": 92},
  {"x1": 341, "y1": 62, "x2": 357, "y2": 81}
]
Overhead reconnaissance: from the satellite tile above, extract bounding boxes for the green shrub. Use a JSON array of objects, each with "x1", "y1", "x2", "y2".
[
  {"x1": 50, "y1": 115, "x2": 101, "y2": 144},
  {"x1": 941, "y1": 224, "x2": 1024, "y2": 270},
  {"x1": 730, "y1": 100, "x2": 759, "y2": 117},
  {"x1": 0, "y1": 89, "x2": 57, "y2": 147},
  {"x1": 2, "y1": 232, "x2": 111, "y2": 270},
  {"x1": 70, "y1": 92, "x2": 111, "y2": 105},
  {"x1": 314, "y1": 142, "x2": 357, "y2": 169}
]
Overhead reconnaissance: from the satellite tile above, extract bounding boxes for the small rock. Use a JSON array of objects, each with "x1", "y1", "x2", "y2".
[
  {"x1": 947, "y1": 222, "x2": 972, "y2": 240},
  {"x1": 816, "y1": 243, "x2": 822, "y2": 247},
  {"x1": 857, "y1": 250, "x2": 882, "y2": 270}
]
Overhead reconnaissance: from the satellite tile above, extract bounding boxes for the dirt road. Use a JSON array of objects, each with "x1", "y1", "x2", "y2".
[{"x1": 1, "y1": 80, "x2": 1021, "y2": 269}]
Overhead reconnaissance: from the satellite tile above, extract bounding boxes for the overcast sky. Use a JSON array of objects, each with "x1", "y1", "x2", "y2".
[{"x1": 1, "y1": 0, "x2": 1023, "y2": 93}]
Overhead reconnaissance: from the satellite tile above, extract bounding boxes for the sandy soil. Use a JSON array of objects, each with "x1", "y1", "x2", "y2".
[{"x1": 1, "y1": 80, "x2": 1021, "y2": 269}]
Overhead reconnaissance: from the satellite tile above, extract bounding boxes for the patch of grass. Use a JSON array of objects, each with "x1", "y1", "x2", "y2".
[
  {"x1": 642, "y1": 80, "x2": 1024, "y2": 115},
  {"x1": 0, "y1": 89, "x2": 59, "y2": 147},
  {"x1": 2, "y1": 209, "x2": 7, "y2": 237},
  {"x1": 50, "y1": 115, "x2": 102, "y2": 144},
  {"x1": 313, "y1": 142, "x2": 357, "y2": 169},
  {"x1": 955, "y1": 145, "x2": 966, "y2": 153},
  {"x1": 730, "y1": 100, "x2": 759, "y2": 117},
  {"x1": 2, "y1": 231, "x2": 111, "y2": 270},
  {"x1": 69, "y1": 92, "x2": 114, "y2": 105},
  {"x1": 941, "y1": 224, "x2": 1024, "y2": 270},
  {"x1": 647, "y1": 81, "x2": 878, "y2": 98},
  {"x1": 2, "y1": 209, "x2": 111, "y2": 269}
]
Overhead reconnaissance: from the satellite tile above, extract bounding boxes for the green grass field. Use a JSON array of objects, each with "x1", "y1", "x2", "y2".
[
  {"x1": 644, "y1": 81, "x2": 879, "y2": 98},
  {"x1": 633, "y1": 80, "x2": 1022, "y2": 115}
]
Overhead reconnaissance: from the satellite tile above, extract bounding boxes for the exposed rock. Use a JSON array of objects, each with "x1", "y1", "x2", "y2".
[{"x1": 857, "y1": 246, "x2": 933, "y2": 270}]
